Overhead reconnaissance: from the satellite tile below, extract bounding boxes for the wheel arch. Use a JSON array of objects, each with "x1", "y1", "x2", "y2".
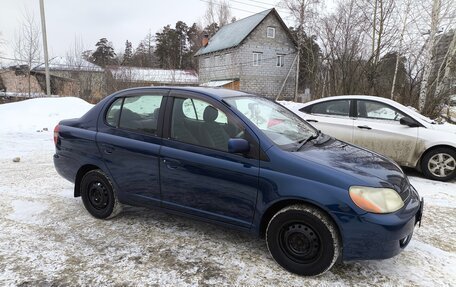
[
  {"x1": 258, "y1": 198, "x2": 343, "y2": 243},
  {"x1": 74, "y1": 164, "x2": 101, "y2": 197},
  {"x1": 417, "y1": 144, "x2": 456, "y2": 170}
]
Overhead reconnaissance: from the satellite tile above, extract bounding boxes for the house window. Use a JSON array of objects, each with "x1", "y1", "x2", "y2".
[
  {"x1": 253, "y1": 52, "x2": 262, "y2": 66},
  {"x1": 276, "y1": 54, "x2": 284, "y2": 67},
  {"x1": 267, "y1": 27, "x2": 276, "y2": 38},
  {"x1": 205, "y1": 57, "x2": 210, "y2": 67}
]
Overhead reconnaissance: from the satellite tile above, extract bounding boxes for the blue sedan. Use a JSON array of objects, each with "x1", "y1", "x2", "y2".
[{"x1": 53, "y1": 87, "x2": 423, "y2": 276}]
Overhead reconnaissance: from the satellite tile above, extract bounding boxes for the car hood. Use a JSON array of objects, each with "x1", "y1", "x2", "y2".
[{"x1": 294, "y1": 138, "x2": 408, "y2": 191}]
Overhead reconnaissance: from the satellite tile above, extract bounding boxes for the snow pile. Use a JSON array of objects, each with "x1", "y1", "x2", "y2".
[
  {"x1": 33, "y1": 56, "x2": 104, "y2": 72},
  {"x1": 0, "y1": 97, "x2": 93, "y2": 160},
  {"x1": 278, "y1": 100, "x2": 304, "y2": 111},
  {"x1": 0, "y1": 97, "x2": 93, "y2": 133}
]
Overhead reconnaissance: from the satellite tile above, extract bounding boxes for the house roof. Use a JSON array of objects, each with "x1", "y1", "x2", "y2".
[
  {"x1": 200, "y1": 79, "x2": 235, "y2": 87},
  {"x1": 196, "y1": 8, "x2": 294, "y2": 56},
  {"x1": 109, "y1": 67, "x2": 198, "y2": 85},
  {"x1": 33, "y1": 56, "x2": 104, "y2": 72}
]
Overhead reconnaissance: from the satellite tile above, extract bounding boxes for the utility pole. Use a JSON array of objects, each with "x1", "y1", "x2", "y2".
[{"x1": 39, "y1": 0, "x2": 51, "y2": 96}]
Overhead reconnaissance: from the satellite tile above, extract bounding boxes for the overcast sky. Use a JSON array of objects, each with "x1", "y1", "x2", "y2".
[{"x1": 0, "y1": 0, "x2": 306, "y2": 63}]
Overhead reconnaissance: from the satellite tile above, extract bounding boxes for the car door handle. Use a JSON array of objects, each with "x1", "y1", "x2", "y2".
[
  {"x1": 163, "y1": 159, "x2": 181, "y2": 169},
  {"x1": 357, "y1": 125, "x2": 372, "y2": 130},
  {"x1": 306, "y1": 119, "x2": 318, "y2": 123},
  {"x1": 102, "y1": 144, "x2": 115, "y2": 154}
]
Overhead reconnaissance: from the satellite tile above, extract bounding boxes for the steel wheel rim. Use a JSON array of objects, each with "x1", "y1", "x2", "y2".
[
  {"x1": 279, "y1": 222, "x2": 321, "y2": 263},
  {"x1": 428, "y1": 153, "x2": 455, "y2": 178},
  {"x1": 88, "y1": 181, "x2": 109, "y2": 210}
]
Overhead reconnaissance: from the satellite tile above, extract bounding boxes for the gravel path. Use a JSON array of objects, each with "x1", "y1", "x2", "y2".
[{"x1": 0, "y1": 132, "x2": 455, "y2": 287}]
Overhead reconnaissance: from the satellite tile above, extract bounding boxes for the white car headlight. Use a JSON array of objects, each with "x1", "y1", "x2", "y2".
[{"x1": 349, "y1": 186, "x2": 404, "y2": 213}]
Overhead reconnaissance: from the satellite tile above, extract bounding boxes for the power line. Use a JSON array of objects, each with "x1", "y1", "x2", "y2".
[
  {"x1": 199, "y1": 0, "x2": 257, "y2": 14},
  {"x1": 229, "y1": 0, "x2": 291, "y2": 14}
]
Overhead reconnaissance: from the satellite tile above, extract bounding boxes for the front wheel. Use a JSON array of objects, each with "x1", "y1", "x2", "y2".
[
  {"x1": 266, "y1": 204, "x2": 341, "y2": 276},
  {"x1": 421, "y1": 148, "x2": 456, "y2": 181},
  {"x1": 80, "y1": 169, "x2": 122, "y2": 219}
]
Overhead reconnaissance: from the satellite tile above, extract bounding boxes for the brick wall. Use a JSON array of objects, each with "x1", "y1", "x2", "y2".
[{"x1": 0, "y1": 70, "x2": 43, "y2": 94}]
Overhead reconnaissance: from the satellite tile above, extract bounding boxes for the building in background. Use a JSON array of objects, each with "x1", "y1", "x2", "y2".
[
  {"x1": 33, "y1": 56, "x2": 106, "y2": 102},
  {"x1": 196, "y1": 8, "x2": 298, "y2": 99}
]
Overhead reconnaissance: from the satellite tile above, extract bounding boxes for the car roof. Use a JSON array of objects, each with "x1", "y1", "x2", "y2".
[
  {"x1": 301, "y1": 95, "x2": 400, "y2": 106},
  {"x1": 116, "y1": 86, "x2": 252, "y2": 101}
]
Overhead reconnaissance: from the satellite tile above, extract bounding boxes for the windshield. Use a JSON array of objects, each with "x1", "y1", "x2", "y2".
[{"x1": 225, "y1": 96, "x2": 317, "y2": 149}]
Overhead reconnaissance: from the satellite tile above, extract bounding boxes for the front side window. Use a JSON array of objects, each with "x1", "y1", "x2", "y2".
[
  {"x1": 225, "y1": 96, "x2": 316, "y2": 149},
  {"x1": 304, "y1": 100, "x2": 350, "y2": 117},
  {"x1": 171, "y1": 97, "x2": 242, "y2": 151},
  {"x1": 357, "y1": 100, "x2": 405, "y2": 121},
  {"x1": 253, "y1": 52, "x2": 262, "y2": 66},
  {"x1": 105, "y1": 94, "x2": 163, "y2": 135}
]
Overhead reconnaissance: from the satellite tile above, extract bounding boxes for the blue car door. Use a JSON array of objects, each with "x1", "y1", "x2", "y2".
[
  {"x1": 159, "y1": 91, "x2": 260, "y2": 228},
  {"x1": 97, "y1": 89, "x2": 168, "y2": 206}
]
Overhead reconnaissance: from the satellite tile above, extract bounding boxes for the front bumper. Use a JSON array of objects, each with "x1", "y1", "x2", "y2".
[{"x1": 339, "y1": 186, "x2": 423, "y2": 261}]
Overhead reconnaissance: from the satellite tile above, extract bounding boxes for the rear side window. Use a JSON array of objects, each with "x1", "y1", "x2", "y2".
[
  {"x1": 106, "y1": 98, "x2": 123, "y2": 126},
  {"x1": 106, "y1": 95, "x2": 163, "y2": 135},
  {"x1": 302, "y1": 100, "x2": 350, "y2": 117}
]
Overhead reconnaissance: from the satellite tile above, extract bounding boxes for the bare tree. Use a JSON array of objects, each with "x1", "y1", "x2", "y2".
[
  {"x1": 280, "y1": 0, "x2": 322, "y2": 98},
  {"x1": 390, "y1": 0, "x2": 413, "y2": 99},
  {"x1": 320, "y1": 0, "x2": 370, "y2": 95},
  {"x1": 204, "y1": 0, "x2": 232, "y2": 27},
  {"x1": 14, "y1": 11, "x2": 41, "y2": 96},
  {"x1": 417, "y1": 0, "x2": 456, "y2": 112},
  {"x1": 217, "y1": 0, "x2": 232, "y2": 27}
]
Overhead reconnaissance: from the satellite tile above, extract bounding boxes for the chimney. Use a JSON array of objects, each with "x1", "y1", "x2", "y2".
[{"x1": 202, "y1": 34, "x2": 209, "y2": 47}]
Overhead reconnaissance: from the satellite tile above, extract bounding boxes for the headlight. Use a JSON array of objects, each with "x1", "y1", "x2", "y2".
[{"x1": 349, "y1": 186, "x2": 404, "y2": 213}]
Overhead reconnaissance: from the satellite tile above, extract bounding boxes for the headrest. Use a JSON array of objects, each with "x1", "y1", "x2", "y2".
[{"x1": 203, "y1": 106, "x2": 218, "y2": 122}]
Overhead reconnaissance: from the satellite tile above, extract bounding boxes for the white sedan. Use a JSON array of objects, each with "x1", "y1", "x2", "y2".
[{"x1": 281, "y1": 95, "x2": 456, "y2": 181}]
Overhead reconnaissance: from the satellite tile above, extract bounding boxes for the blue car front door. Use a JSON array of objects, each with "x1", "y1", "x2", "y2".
[{"x1": 159, "y1": 92, "x2": 260, "y2": 228}]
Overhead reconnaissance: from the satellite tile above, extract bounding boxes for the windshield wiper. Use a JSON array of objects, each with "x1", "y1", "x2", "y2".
[{"x1": 295, "y1": 130, "x2": 320, "y2": 151}]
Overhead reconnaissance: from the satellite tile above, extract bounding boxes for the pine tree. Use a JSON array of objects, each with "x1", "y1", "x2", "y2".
[
  {"x1": 155, "y1": 25, "x2": 180, "y2": 69},
  {"x1": 91, "y1": 38, "x2": 116, "y2": 67},
  {"x1": 122, "y1": 40, "x2": 133, "y2": 66}
]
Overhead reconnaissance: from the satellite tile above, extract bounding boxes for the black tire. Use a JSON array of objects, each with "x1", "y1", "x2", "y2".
[
  {"x1": 80, "y1": 169, "x2": 122, "y2": 219},
  {"x1": 421, "y1": 147, "x2": 456, "y2": 181},
  {"x1": 266, "y1": 204, "x2": 341, "y2": 276}
]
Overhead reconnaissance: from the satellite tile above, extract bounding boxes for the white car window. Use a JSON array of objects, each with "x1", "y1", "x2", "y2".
[
  {"x1": 357, "y1": 100, "x2": 405, "y2": 121},
  {"x1": 305, "y1": 100, "x2": 350, "y2": 117}
]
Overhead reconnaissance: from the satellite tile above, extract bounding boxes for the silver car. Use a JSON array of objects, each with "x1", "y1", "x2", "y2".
[{"x1": 282, "y1": 95, "x2": 456, "y2": 181}]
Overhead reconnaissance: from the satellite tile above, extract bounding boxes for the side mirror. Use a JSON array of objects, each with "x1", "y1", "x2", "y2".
[
  {"x1": 400, "y1": 116, "x2": 419, "y2": 127},
  {"x1": 228, "y1": 138, "x2": 250, "y2": 153}
]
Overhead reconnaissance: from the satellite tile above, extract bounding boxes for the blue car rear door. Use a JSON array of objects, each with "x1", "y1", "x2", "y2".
[{"x1": 97, "y1": 89, "x2": 168, "y2": 206}]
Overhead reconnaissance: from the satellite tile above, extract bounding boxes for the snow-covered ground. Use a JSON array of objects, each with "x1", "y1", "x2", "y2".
[{"x1": 0, "y1": 98, "x2": 455, "y2": 286}]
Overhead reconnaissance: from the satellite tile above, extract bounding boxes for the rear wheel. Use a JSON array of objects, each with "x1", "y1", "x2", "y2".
[
  {"x1": 80, "y1": 169, "x2": 122, "y2": 219},
  {"x1": 421, "y1": 148, "x2": 456, "y2": 181},
  {"x1": 266, "y1": 204, "x2": 341, "y2": 276}
]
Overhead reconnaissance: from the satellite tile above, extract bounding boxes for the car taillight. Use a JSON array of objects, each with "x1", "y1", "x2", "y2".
[{"x1": 54, "y1": 124, "x2": 59, "y2": 145}]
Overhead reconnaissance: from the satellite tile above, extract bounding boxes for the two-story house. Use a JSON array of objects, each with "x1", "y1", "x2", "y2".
[{"x1": 196, "y1": 8, "x2": 298, "y2": 99}]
